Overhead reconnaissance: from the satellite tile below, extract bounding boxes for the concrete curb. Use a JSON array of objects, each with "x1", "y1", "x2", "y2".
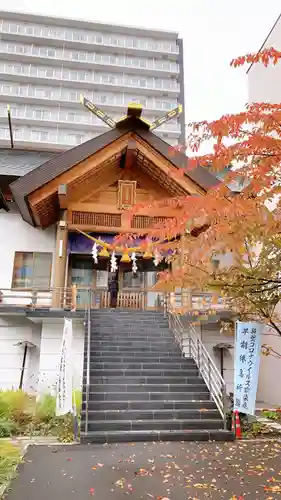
[
  {"x1": 0, "y1": 442, "x2": 29, "y2": 500},
  {"x1": 256, "y1": 415, "x2": 281, "y2": 433}
]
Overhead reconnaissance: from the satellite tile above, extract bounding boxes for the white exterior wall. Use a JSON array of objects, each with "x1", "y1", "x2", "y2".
[
  {"x1": 0, "y1": 317, "x2": 85, "y2": 394},
  {"x1": 37, "y1": 319, "x2": 84, "y2": 394},
  {"x1": 0, "y1": 317, "x2": 41, "y2": 392},
  {"x1": 257, "y1": 328, "x2": 281, "y2": 407},
  {"x1": 248, "y1": 15, "x2": 281, "y2": 103},
  {"x1": 0, "y1": 211, "x2": 60, "y2": 393},
  {"x1": 0, "y1": 211, "x2": 56, "y2": 290},
  {"x1": 181, "y1": 320, "x2": 235, "y2": 394}
]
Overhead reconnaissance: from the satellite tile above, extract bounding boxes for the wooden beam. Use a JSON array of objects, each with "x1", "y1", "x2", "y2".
[
  {"x1": 28, "y1": 133, "x2": 132, "y2": 207},
  {"x1": 67, "y1": 223, "x2": 168, "y2": 234},
  {"x1": 124, "y1": 138, "x2": 136, "y2": 170},
  {"x1": 133, "y1": 135, "x2": 205, "y2": 196},
  {"x1": 58, "y1": 184, "x2": 68, "y2": 209},
  {"x1": 52, "y1": 218, "x2": 68, "y2": 308}
]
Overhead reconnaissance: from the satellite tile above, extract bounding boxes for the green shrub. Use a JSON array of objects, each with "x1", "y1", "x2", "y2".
[
  {"x1": 0, "y1": 390, "x2": 30, "y2": 420},
  {"x1": 73, "y1": 390, "x2": 82, "y2": 414},
  {"x1": 35, "y1": 394, "x2": 56, "y2": 422},
  {"x1": 55, "y1": 414, "x2": 76, "y2": 443},
  {"x1": 262, "y1": 410, "x2": 279, "y2": 420},
  {"x1": 0, "y1": 418, "x2": 19, "y2": 437},
  {"x1": 0, "y1": 389, "x2": 82, "y2": 439}
]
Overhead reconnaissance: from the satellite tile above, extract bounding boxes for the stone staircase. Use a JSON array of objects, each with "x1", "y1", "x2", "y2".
[{"x1": 81, "y1": 309, "x2": 234, "y2": 443}]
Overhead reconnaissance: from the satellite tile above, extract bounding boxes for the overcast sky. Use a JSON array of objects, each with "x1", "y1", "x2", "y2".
[{"x1": 1, "y1": 0, "x2": 280, "y2": 123}]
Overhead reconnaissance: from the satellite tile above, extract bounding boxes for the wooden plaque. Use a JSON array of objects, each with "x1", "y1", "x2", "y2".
[{"x1": 118, "y1": 180, "x2": 137, "y2": 209}]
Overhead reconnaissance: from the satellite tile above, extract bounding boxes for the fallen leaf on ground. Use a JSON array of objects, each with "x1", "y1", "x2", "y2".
[{"x1": 115, "y1": 478, "x2": 126, "y2": 488}]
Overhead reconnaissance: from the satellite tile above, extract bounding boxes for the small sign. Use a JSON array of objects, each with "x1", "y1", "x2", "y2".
[{"x1": 233, "y1": 321, "x2": 262, "y2": 416}]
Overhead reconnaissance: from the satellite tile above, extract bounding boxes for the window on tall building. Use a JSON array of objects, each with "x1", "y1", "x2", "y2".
[
  {"x1": 46, "y1": 48, "x2": 55, "y2": 58},
  {"x1": 12, "y1": 252, "x2": 52, "y2": 289}
]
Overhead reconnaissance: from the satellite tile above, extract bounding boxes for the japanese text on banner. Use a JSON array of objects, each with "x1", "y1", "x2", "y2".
[
  {"x1": 56, "y1": 318, "x2": 73, "y2": 416},
  {"x1": 233, "y1": 322, "x2": 262, "y2": 416}
]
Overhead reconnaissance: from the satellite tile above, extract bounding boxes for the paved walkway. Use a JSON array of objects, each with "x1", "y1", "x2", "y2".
[{"x1": 4, "y1": 440, "x2": 281, "y2": 499}]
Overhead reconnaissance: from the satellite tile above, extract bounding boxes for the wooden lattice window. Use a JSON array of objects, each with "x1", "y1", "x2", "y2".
[
  {"x1": 131, "y1": 215, "x2": 170, "y2": 230},
  {"x1": 72, "y1": 211, "x2": 121, "y2": 228},
  {"x1": 118, "y1": 180, "x2": 136, "y2": 209}
]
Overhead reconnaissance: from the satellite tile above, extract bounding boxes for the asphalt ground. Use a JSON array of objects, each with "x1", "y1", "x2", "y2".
[{"x1": 4, "y1": 440, "x2": 281, "y2": 499}]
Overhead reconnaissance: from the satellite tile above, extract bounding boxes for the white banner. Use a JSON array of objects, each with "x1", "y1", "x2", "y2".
[
  {"x1": 233, "y1": 321, "x2": 262, "y2": 416},
  {"x1": 56, "y1": 318, "x2": 73, "y2": 416}
]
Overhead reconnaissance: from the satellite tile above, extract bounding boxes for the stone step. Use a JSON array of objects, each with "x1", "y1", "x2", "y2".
[
  {"x1": 83, "y1": 400, "x2": 217, "y2": 412},
  {"x1": 88, "y1": 383, "x2": 207, "y2": 393},
  {"x1": 81, "y1": 309, "x2": 231, "y2": 443},
  {"x1": 84, "y1": 368, "x2": 199, "y2": 377},
  {"x1": 85, "y1": 418, "x2": 224, "y2": 432},
  {"x1": 90, "y1": 324, "x2": 170, "y2": 330},
  {"x1": 90, "y1": 320, "x2": 171, "y2": 326},
  {"x1": 90, "y1": 310, "x2": 165, "y2": 314},
  {"x1": 90, "y1": 313, "x2": 167, "y2": 319},
  {"x1": 88, "y1": 340, "x2": 177, "y2": 348},
  {"x1": 85, "y1": 376, "x2": 204, "y2": 385},
  {"x1": 86, "y1": 391, "x2": 211, "y2": 401},
  {"x1": 88, "y1": 335, "x2": 175, "y2": 342},
  {"x1": 90, "y1": 320, "x2": 169, "y2": 323},
  {"x1": 87, "y1": 318, "x2": 172, "y2": 331},
  {"x1": 80, "y1": 429, "x2": 234, "y2": 444},
  {"x1": 86, "y1": 361, "x2": 196, "y2": 370},
  {"x1": 87, "y1": 358, "x2": 186, "y2": 366},
  {"x1": 90, "y1": 323, "x2": 171, "y2": 329},
  {"x1": 82, "y1": 408, "x2": 221, "y2": 421},
  {"x1": 89, "y1": 344, "x2": 181, "y2": 352},
  {"x1": 88, "y1": 352, "x2": 185, "y2": 359}
]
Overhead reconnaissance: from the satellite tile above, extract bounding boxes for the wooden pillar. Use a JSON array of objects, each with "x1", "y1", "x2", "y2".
[{"x1": 52, "y1": 220, "x2": 68, "y2": 308}]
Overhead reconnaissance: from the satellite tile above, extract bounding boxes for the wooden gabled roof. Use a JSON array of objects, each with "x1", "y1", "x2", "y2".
[{"x1": 10, "y1": 105, "x2": 219, "y2": 227}]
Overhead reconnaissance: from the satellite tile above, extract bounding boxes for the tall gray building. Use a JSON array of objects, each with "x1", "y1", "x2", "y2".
[{"x1": 0, "y1": 10, "x2": 185, "y2": 151}]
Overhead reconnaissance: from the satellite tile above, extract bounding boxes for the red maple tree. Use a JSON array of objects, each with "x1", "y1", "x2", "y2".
[{"x1": 130, "y1": 48, "x2": 281, "y2": 333}]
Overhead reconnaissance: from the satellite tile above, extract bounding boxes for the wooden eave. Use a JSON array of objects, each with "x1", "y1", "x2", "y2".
[{"x1": 10, "y1": 117, "x2": 220, "y2": 228}]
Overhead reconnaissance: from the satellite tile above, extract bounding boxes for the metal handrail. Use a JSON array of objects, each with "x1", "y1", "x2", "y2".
[
  {"x1": 168, "y1": 309, "x2": 227, "y2": 427},
  {"x1": 85, "y1": 288, "x2": 92, "y2": 435}
]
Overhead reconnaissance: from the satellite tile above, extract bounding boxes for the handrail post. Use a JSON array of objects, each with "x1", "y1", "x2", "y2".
[
  {"x1": 208, "y1": 357, "x2": 212, "y2": 399},
  {"x1": 222, "y1": 383, "x2": 227, "y2": 430},
  {"x1": 197, "y1": 338, "x2": 200, "y2": 371},
  {"x1": 71, "y1": 285, "x2": 77, "y2": 311},
  {"x1": 85, "y1": 287, "x2": 91, "y2": 436},
  {"x1": 31, "y1": 289, "x2": 37, "y2": 310},
  {"x1": 168, "y1": 310, "x2": 226, "y2": 421}
]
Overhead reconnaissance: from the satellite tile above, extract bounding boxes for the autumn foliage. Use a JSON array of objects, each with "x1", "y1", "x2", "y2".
[{"x1": 130, "y1": 48, "x2": 281, "y2": 333}]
